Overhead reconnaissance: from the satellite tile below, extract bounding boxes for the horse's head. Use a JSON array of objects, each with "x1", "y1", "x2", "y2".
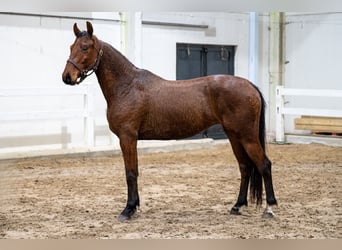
[{"x1": 62, "y1": 21, "x2": 103, "y2": 85}]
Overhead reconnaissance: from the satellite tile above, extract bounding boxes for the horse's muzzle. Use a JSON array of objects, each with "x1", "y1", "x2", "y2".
[{"x1": 63, "y1": 73, "x2": 76, "y2": 85}]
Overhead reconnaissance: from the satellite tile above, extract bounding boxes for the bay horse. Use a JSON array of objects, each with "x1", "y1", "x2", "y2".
[{"x1": 62, "y1": 21, "x2": 277, "y2": 222}]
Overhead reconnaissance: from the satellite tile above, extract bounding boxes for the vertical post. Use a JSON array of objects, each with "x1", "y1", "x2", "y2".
[
  {"x1": 275, "y1": 86, "x2": 285, "y2": 143},
  {"x1": 84, "y1": 84, "x2": 95, "y2": 147},
  {"x1": 120, "y1": 12, "x2": 142, "y2": 67},
  {"x1": 269, "y1": 12, "x2": 286, "y2": 142},
  {"x1": 249, "y1": 12, "x2": 259, "y2": 86}
]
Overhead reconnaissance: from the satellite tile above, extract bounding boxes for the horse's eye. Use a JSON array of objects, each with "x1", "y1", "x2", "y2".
[{"x1": 81, "y1": 45, "x2": 89, "y2": 51}]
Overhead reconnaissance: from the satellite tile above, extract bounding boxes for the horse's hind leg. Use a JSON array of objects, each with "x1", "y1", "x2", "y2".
[
  {"x1": 228, "y1": 136, "x2": 253, "y2": 215},
  {"x1": 242, "y1": 140, "x2": 278, "y2": 217}
]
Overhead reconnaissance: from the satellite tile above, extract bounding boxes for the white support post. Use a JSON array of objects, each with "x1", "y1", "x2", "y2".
[
  {"x1": 269, "y1": 12, "x2": 285, "y2": 140},
  {"x1": 120, "y1": 12, "x2": 142, "y2": 67},
  {"x1": 275, "y1": 86, "x2": 285, "y2": 143},
  {"x1": 249, "y1": 12, "x2": 259, "y2": 86}
]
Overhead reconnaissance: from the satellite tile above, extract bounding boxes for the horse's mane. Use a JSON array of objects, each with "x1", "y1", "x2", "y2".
[{"x1": 103, "y1": 41, "x2": 138, "y2": 70}]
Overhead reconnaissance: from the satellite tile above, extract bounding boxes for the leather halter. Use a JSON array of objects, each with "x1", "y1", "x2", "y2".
[{"x1": 67, "y1": 41, "x2": 103, "y2": 84}]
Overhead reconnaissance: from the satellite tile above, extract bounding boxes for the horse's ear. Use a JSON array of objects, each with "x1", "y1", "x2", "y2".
[
  {"x1": 86, "y1": 21, "x2": 93, "y2": 37},
  {"x1": 73, "y1": 23, "x2": 81, "y2": 37}
]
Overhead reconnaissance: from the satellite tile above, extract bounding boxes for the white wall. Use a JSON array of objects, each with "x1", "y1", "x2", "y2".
[
  {"x1": 0, "y1": 13, "x2": 121, "y2": 87},
  {"x1": 0, "y1": 13, "x2": 122, "y2": 153},
  {"x1": 284, "y1": 13, "x2": 342, "y2": 133}
]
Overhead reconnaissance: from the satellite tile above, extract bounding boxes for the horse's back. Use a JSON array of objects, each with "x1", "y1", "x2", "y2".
[
  {"x1": 137, "y1": 74, "x2": 260, "y2": 140},
  {"x1": 138, "y1": 77, "x2": 217, "y2": 139}
]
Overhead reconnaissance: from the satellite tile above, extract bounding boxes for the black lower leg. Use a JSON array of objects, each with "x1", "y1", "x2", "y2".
[
  {"x1": 230, "y1": 164, "x2": 251, "y2": 215},
  {"x1": 119, "y1": 172, "x2": 140, "y2": 221},
  {"x1": 262, "y1": 158, "x2": 278, "y2": 206},
  {"x1": 120, "y1": 199, "x2": 139, "y2": 220},
  {"x1": 230, "y1": 199, "x2": 248, "y2": 215}
]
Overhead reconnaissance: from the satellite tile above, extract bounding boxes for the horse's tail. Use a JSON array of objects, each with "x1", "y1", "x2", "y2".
[{"x1": 249, "y1": 84, "x2": 266, "y2": 206}]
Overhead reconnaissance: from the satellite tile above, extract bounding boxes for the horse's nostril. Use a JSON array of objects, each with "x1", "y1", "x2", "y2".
[{"x1": 63, "y1": 73, "x2": 72, "y2": 85}]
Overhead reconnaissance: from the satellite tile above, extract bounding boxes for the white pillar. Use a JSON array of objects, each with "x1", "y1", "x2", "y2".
[
  {"x1": 275, "y1": 86, "x2": 285, "y2": 143},
  {"x1": 120, "y1": 12, "x2": 142, "y2": 68},
  {"x1": 249, "y1": 12, "x2": 259, "y2": 86},
  {"x1": 269, "y1": 12, "x2": 286, "y2": 142}
]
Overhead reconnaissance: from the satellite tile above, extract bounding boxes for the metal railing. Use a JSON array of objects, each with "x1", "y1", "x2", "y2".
[{"x1": 275, "y1": 86, "x2": 342, "y2": 142}]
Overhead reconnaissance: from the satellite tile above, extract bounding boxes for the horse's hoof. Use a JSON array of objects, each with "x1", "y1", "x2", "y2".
[
  {"x1": 230, "y1": 207, "x2": 241, "y2": 215},
  {"x1": 118, "y1": 206, "x2": 137, "y2": 222},
  {"x1": 118, "y1": 214, "x2": 131, "y2": 222},
  {"x1": 262, "y1": 211, "x2": 274, "y2": 219},
  {"x1": 262, "y1": 205, "x2": 275, "y2": 219}
]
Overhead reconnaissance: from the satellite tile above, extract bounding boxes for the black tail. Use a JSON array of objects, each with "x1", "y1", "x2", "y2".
[{"x1": 249, "y1": 84, "x2": 266, "y2": 206}]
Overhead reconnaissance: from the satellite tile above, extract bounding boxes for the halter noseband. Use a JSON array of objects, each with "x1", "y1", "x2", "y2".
[{"x1": 67, "y1": 41, "x2": 103, "y2": 84}]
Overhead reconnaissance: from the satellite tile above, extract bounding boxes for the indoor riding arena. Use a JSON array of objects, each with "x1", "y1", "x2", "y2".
[
  {"x1": 0, "y1": 12, "x2": 341, "y2": 239},
  {"x1": 0, "y1": 143, "x2": 341, "y2": 239}
]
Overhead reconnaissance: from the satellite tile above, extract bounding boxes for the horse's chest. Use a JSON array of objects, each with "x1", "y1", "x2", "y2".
[{"x1": 106, "y1": 103, "x2": 143, "y2": 134}]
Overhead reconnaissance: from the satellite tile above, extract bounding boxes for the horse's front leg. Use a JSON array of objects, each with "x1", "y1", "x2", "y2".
[{"x1": 118, "y1": 135, "x2": 140, "y2": 222}]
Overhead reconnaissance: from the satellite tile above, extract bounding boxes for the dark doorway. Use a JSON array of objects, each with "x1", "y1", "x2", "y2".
[{"x1": 176, "y1": 43, "x2": 235, "y2": 139}]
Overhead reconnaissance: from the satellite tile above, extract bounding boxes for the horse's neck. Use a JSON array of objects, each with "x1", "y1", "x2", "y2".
[{"x1": 95, "y1": 42, "x2": 137, "y2": 104}]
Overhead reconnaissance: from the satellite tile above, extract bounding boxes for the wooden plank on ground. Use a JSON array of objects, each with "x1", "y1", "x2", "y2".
[{"x1": 295, "y1": 116, "x2": 342, "y2": 133}]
